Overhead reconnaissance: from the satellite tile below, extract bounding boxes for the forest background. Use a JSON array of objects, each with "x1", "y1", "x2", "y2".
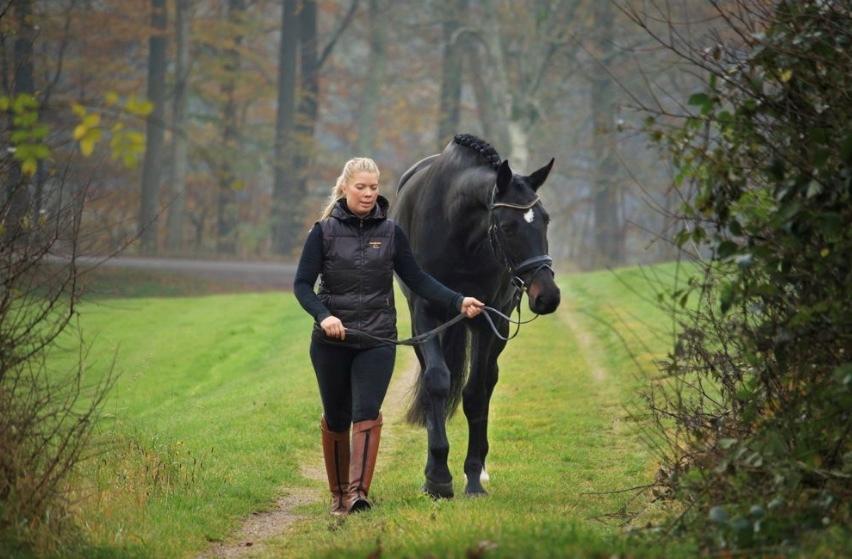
[{"x1": 1, "y1": 0, "x2": 700, "y2": 268}]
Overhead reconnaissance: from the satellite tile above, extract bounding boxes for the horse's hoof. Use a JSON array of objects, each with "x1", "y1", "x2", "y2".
[
  {"x1": 422, "y1": 478, "x2": 454, "y2": 499},
  {"x1": 464, "y1": 486, "x2": 488, "y2": 497},
  {"x1": 464, "y1": 479, "x2": 489, "y2": 496}
]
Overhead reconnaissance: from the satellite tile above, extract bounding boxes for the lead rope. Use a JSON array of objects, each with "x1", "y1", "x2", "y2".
[{"x1": 340, "y1": 290, "x2": 540, "y2": 347}]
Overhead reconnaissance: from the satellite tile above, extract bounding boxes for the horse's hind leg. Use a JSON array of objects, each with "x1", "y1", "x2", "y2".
[
  {"x1": 462, "y1": 320, "x2": 506, "y2": 495},
  {"x1": 413, "y1": 299, "x2": 454, "y2": 498}
]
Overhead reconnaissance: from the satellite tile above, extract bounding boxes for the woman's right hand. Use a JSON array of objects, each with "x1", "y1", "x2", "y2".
[{"x1": 319, "y1": 315, "x2": 346, "y2": 340}]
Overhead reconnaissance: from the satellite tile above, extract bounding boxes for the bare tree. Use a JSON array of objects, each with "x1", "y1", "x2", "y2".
[
  {"x1": 271, "y1": 0, "x2": 299, "y2": 255},
  {"x1": 355, "y1": 0, "x2": 387, "y2": 154},
  {"x1": 138, "y1": 0, "x2": 169, "y2": 254},
  {"x1": 4, "y1": 0, "x2": 35, "y2": 246},
  {"x1": 165, "y1": 0, "x2": 192, "y2": 253},
  {"x1": 590, "y1": 0, "x2": 624, "y2": 265},
  {"x1": 436, "y1": 0, "x2": 467, "y2": 149},
  {"x1": 274, "y1": 0, "x2": 359, "y2": 256},
  {"x1": 216, "y1": 0, "x2": 244, "y2": 254}
]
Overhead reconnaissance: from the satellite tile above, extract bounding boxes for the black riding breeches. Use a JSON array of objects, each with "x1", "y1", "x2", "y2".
[{"x1": 309, "y1": 339, "x2": 396, "y2": 432}]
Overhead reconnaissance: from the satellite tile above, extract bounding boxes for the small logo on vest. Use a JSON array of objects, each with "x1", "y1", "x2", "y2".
[{"x1": 368, "y1": 240, "x2": 382, "y2": 249}]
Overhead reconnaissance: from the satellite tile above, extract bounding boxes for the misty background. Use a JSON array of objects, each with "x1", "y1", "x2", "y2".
[{"x1": 3, "y1": 0, "x2": 710, "y2": 270}]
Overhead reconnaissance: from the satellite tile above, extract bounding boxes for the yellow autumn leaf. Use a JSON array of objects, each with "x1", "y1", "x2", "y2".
[
  {"x1": 126, "y1": 96, "x2": 154, "y2": 117},
  {"x1": 105, "y1": 91, "x2": 120, "y2": 106},
  {"x1": 82, "y1": 113, "x2": 100, "y2": 128},
  {"x1": 820, "y1": 248, "x2": 830, "y2": 257},
  {"x1": 73, "y1": 123, "x2": 87, "y2": 140},
  {"x1": 71, "y1": 102, "x2": 86, "y2": 118},
  {"x1": 80, "y1": 138, "x2": 95, "y2": 156},
  {"x1": 79, "y1": 128, "x2": 101, "y2": 156},
  {"x1": 127, "y1": 131, "x2": 145, "y2": 147},
  {"x1": 780, "y1": 69, "x2": 793, "y2": 82},
  {"x1": 21, "y1": 158, "x2": 37, "y2": 176},
  {"x1": 0, "y1": 96, "x2": 9, "y2": 111}
]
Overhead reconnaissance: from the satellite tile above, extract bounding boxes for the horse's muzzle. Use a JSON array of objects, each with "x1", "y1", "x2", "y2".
[{"x1": 528, "y1": 274, "x2": 560, "y2": 315}]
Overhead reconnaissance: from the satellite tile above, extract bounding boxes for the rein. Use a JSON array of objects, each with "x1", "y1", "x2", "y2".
[
  {"x1": 342, "y1": 304, "x2": 538, "y2": 346},
  {"x1": 335, "y1": 184, "x2": 553, "y2": 347}
]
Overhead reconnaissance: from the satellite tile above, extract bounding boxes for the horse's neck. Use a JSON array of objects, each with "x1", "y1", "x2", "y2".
[
  {"x1": 444, "y1": 179, "x2": 504, "y2": 273},
  {"x1": 444, "y1": 178, "x2": 490, "y2": 228}
]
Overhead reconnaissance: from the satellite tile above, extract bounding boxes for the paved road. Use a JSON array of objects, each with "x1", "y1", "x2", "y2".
[{"x1": 46, "y1": 255, "x2": 299, "y2": 289}]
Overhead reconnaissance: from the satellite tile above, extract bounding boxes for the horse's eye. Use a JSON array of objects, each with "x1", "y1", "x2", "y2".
[{"x1": 500, "y1": 221, "x2": 518, "y2": 235}]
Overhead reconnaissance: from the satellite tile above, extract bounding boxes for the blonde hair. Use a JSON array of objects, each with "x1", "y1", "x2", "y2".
[{"x1": 320, "y1": 157, "x2": 381, "y2": 219}]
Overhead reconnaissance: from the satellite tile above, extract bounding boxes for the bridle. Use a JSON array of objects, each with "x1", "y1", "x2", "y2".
[
  {"x1": 482, "y1": 184, "x2": 555, "y2": 340},
  {"x1": 487, "y1": 185, "x2": 554, "y2": 294}
]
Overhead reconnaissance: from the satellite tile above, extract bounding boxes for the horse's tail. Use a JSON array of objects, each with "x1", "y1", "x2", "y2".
[{"x1": 405, "y1": 321, "x2": 470, "y2": 426}]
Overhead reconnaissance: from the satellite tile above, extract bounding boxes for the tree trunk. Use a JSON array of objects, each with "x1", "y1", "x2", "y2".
[
  {"x1": 478, "y1": 6, "x2": 518, "y2": 165},
  {"x1": 274, "y1": 0, "x2": 355, "y2": 256},
  {"x1": 468, "y1": 45, "x2": 505, "y2": 151},
  {"x1": 279, "y1": 0, "x2": 319, "y2": 257},
  {"x1": 270, "y1": 0, "x2": 299, "y2": 255},
  {"x1": 590, "y1": 0, "x2": 623, "y2": 266},
  {"x1": 436, "y1": 0, "x2": 467, "y2": 150},
  {"x1": 216, "y1": 0, "x2": 244, "y2": 254},
  {"x1": 4, "y1": 0, "x2": 35, "y2": 245},
  {"x1": 165, "y1": 0, "x2": 191, "y2": 253},
  {"x1": 137, "y1": 0, "x2": 168, "y2": 254},
  {"x1": 355, "y1": 0, "x2": 386, "y2": 155},
  {"x1": 1, "y1": 31, "x2": 10, "y2": 97}
]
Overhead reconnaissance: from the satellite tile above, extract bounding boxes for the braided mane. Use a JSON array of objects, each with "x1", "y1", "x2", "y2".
[{"x1": 453, "y1": 134, "x2": 501, "y2": 169}]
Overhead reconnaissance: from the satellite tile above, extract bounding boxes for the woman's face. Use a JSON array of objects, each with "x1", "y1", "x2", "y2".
[{"x1": 343, "y1": 171, "x2": 379, "y2": 217}]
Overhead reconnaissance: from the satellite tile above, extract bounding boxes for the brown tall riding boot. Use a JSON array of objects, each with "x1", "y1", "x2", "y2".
[
  {"x1": 320, "y1": 417, "x2": 350, "y2": 516},
  {"x1": 346, "y1": 413, "x2": 383, "y2": 512}
]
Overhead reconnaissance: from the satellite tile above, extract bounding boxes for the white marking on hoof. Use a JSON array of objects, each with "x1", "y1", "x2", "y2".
[{"x1": 480, "y1": 466, "x2": 490, "y2": 482}]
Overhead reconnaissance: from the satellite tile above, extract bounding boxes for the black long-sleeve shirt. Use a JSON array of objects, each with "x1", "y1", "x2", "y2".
[{"x1": 293, "y1": 222, "x2": 464, "y2": 324}]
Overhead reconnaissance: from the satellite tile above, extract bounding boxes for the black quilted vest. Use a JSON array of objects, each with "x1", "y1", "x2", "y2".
[{"x1": 314, "y1": 195, "x2": 396, "y2": 347}]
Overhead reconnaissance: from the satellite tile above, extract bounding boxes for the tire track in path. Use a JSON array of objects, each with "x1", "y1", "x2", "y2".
[
  {"x1": 557, "y1": 301, "x2": 608, "y2": 383},
  {"x1": 198, "y1": 350, "x2": 419, "y2": 558}
]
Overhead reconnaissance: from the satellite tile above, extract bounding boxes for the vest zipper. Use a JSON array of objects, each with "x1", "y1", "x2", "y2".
[{"x1": 359, "y1": 218, "x2": 364, "y2": 333}]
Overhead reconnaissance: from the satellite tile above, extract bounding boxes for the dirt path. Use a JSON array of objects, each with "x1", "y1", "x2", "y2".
[
  {"x1": 198, "y1": 350, "x2": 419, "y2": 558},
  {"x1": 557, "y1": 303, "x2": 608, "y2": 383}
]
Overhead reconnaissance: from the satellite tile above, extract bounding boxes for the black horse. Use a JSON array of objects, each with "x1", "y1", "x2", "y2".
[{"x1": 392, "y1": 134, "x2": 561, "y2": 497}]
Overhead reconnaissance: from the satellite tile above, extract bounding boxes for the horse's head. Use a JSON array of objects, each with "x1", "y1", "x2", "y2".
[{"x1": 489, "y1": 159, "x2": 561, "y2": 315}]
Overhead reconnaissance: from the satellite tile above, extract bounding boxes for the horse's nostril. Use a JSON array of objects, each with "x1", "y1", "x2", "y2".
[{"x1": 531, "y1": 290, "x2": 560, "y2": 313}]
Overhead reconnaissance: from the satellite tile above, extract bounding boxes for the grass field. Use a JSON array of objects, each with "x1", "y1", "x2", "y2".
[{"x1": 30, "y1": 263, "x2": 701, "y2": 558}]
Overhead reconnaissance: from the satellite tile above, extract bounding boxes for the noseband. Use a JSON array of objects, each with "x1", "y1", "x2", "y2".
[{"x1": 487, "y1": 186, "x2": 554, "y2": 292}]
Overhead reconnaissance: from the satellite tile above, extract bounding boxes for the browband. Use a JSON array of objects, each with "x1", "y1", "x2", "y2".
[{"x1": 491, "y1": 196, "x2": 540, "y2": 210}]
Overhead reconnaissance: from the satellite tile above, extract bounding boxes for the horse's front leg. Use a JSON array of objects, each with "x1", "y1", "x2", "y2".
[
  {"x1": 413, "y1": 297, "x2": 455, "y2": 498},
  {"x1": 462, "y1": 316, "x2": 507, "y2": 495}
]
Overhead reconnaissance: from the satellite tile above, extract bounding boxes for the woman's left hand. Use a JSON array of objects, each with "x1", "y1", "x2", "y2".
[{"x1": 460, "y1": 296, "x2": 485, "y2": 318}]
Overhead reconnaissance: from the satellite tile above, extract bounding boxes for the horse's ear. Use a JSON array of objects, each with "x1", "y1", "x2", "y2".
[
  {"x1": 528, "y1": 158, "x2": 555, "y2": 191},
  {"x1": 496, "y1": 160, "x2": 513, "y2": 194}
]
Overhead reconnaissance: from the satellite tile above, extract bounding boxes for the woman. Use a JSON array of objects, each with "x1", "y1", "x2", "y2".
[{"x1": 293, "y1": 157, "x2": 484, "y2": 515}]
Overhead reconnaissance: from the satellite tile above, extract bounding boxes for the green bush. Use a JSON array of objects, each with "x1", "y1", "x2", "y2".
[{"x1": 634, "y1": 0, "x2": 851, "y2": 552}]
